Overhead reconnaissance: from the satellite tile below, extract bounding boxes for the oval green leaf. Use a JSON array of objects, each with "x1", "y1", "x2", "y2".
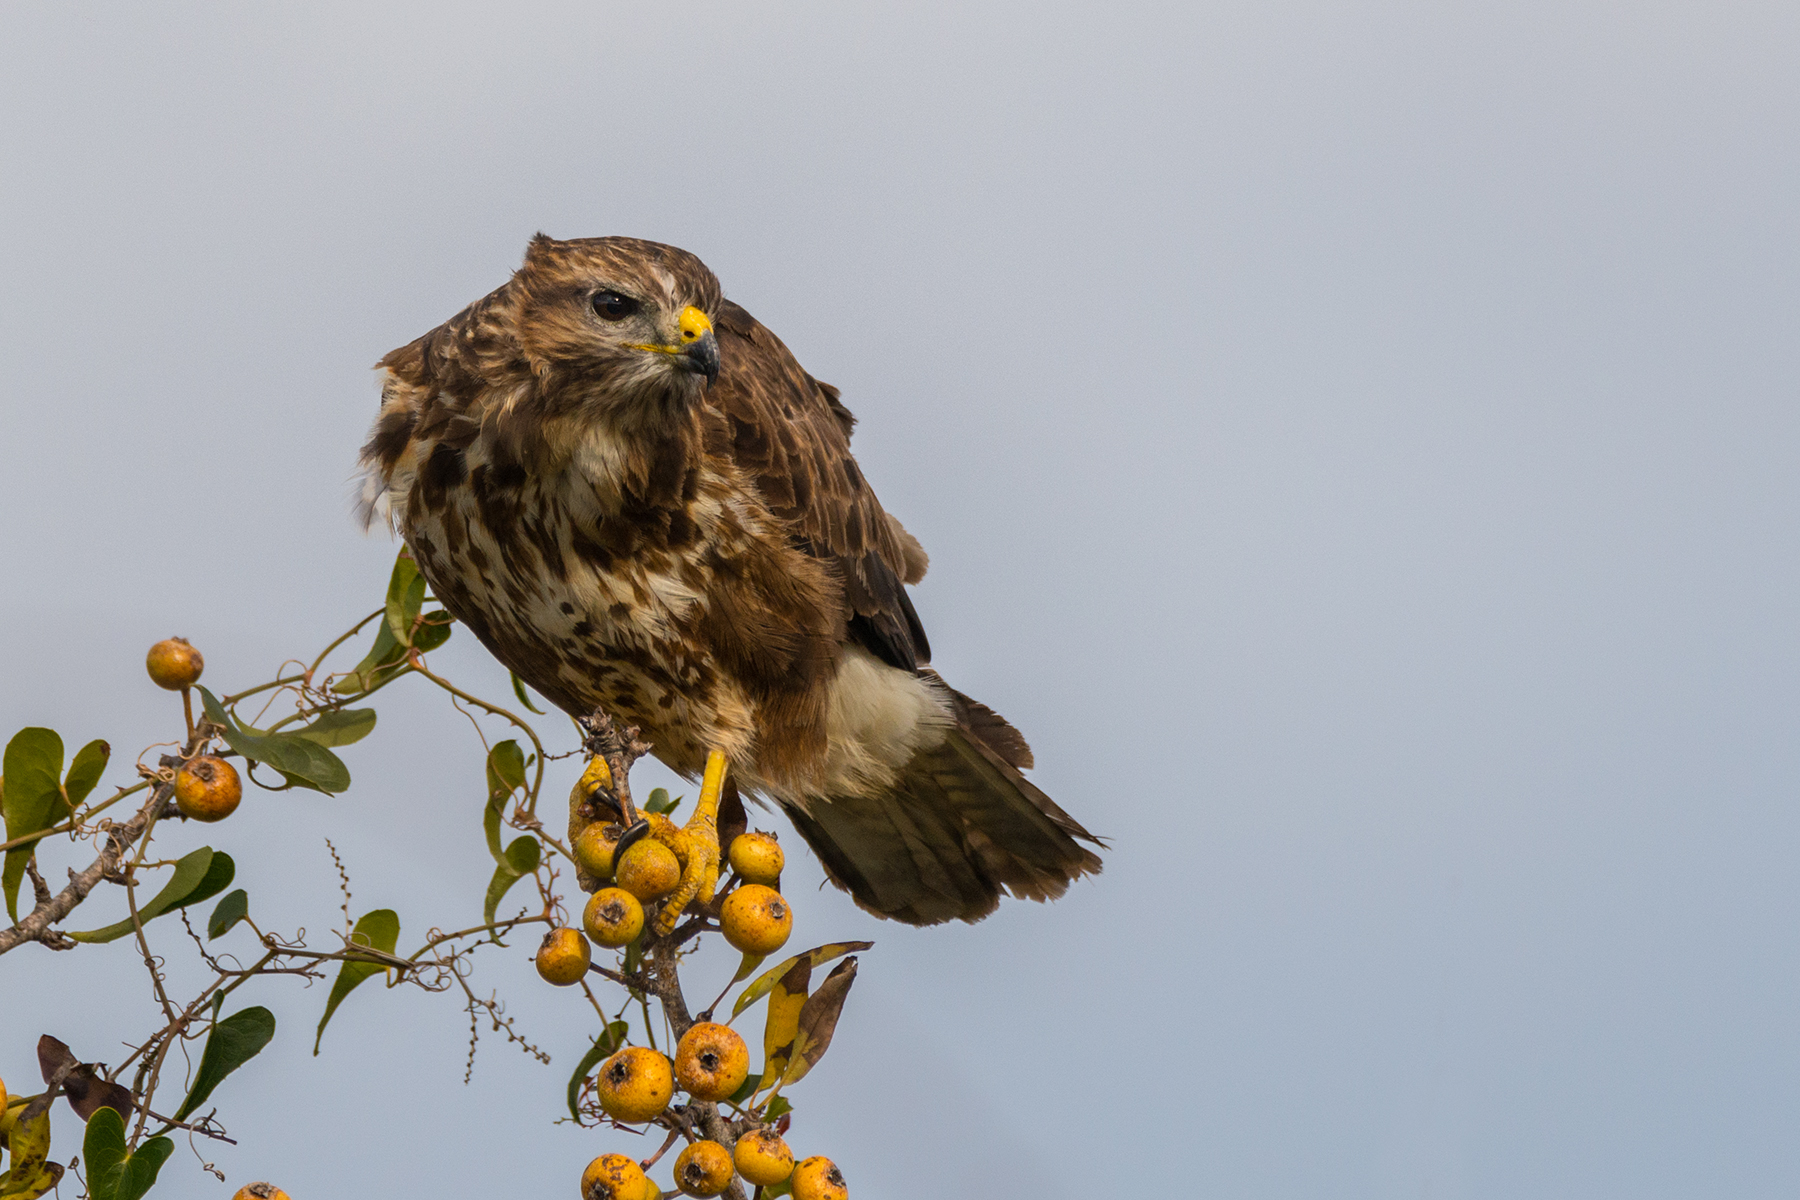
[
  {"x1": 198, "y1": 688, "x2": 351, "y2": 794},
  {"x1": 3, "y1": 727, "x2": 65, "y2": 920},
  {"x1": 290, "y1": 708, "x2": 377, "y2": 748},
  {"x1": 173, "y1": 1006, "x2": 276, "y2": 1121},
  {"x1": 63, "y1": 739, "x2": 111, "y2": 807},
  {"x1": 313, "y1": 908, "x2": 401, "y2": 1054},
  {"x1": 83, "y1": 1106, "x2": 174, "y2": 1200},
  {"x1": 207, "y1": 888, "x2": 249, "y2": 939},
  {"x1": 67, "y1": 847, "x2": 231, "y2": 944}
]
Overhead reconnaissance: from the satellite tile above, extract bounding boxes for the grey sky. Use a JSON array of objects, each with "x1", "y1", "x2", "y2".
[{"x1": 3, "y1": 2, "x2": 1798, "y2": 1196}]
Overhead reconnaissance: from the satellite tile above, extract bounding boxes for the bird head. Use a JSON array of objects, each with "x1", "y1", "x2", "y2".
[{"x1": 510, "y1": 234, "x2": 723, "y2": 419}]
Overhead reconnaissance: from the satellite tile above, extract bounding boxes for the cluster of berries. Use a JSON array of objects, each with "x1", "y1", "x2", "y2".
[
  {"x1": 582, "y1": 1135, "x2": 845, "y2": 1200},
  {"x1": 534, "y1": 830, "x2": 794, "y2": 983}
]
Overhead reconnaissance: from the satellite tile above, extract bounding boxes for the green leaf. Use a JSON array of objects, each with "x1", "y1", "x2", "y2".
[
  {"x1": 483, "y1": 836, "x2": 541, "y2": 924},
  {"x1": 313, "y1": 908, "x2": 400, "y2": 1054},
  {"x1": 727, "y1": 1072, "x2": 762, "y2": 1105},
  {"x1": 82, "y1": 1107, "x2": 173, "y2": 1200},
  {"x1": 3, "y1": 727, "x2": 65, "y2": 921},
  {"x1": 486, "y1": 740, "x2": 527, "y2": 798},
  {"x1": 63, "y1": 739, "x2": 111, "y2": 807},
  {"x1": 198, "y1": 687, "x2": 351, "y2": 794},
  {"x1": 67, "y1": 847, "x2": 235, "y2": 944},
  {"x1": 507, "y1": 836, "x2": 541, "y2": 875},
  {"x1": 290, "y1": 708, "x2": 377, "y2": 748},
  {"x1": 764, "y1": 1094, "x2": 793, "y2": 1122},
  {"x1": 174, "y1": 849, "x2": 236, "y2": 911},
  {"x1": 643, "y1": 788, "x2": 681, "y2": 816},
  {"x1": 330, "y1": 618, "x2": 406, "y2": 695},
  {"x1": 481, "y1": 740, "x2": 529, "y2": 867},
  {"x1": 510, "y1": 670, "x2": 545, "y2": 714},
  {"x1": 173, "y1": 1006, "x2": 275, "y2": 1121},
  {"x1": 207, "y1": 888, "x2": 249, "y2": 939},
  {"x1": 413, "y1": 609, "x2": 454, "y2": 653},
  {"x1": 566, "y1": 1021, "x2": 630, "y2": 1120},
  {"x1": 384, "y1": 552, "x2": 426, "y2": 647},
  {"x1": 732, "y1": 941, "x2": 874, "y2": 1019}
]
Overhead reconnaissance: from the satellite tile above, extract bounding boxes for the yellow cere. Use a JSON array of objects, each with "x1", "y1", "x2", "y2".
[
  {"x1": 678, "y1": 305, "x2": 713, "y2": 342},
  {"x1": 628, "y1": 305, "x2": 713, "y2": 355}
]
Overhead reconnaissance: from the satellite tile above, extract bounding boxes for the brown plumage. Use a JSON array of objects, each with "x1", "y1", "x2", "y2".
[{"x1": 359, "y1": 234, "x2": 1100, "y2": 924}]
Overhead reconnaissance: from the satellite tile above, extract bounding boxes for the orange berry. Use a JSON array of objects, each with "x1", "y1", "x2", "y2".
[
  {"x1": 596, "y1": 1045, "x2": 673, "y2": 1123},
  {"x1": 145, "y1": 637, "x2": 204, "y2": 690},
  {"x1": 583, "y1": 887, "x2": 645, "y2": 947},
  {"x1": 174, "y1": 756, "x2": 242, "y2": 822},
  {"x1": 615, "y1": 839, "x2": 681, "y2": 901},
  {"x1": 727, "y1": 832, "x2": 783, "y2": 886},
  {"x1": 231, "y1": 1186, "x2": 292, "y2": 1200},
  {"x1": 580, "y1": 1152, "x2": 652, "y2": 1200},
  {"x1": 535, "y1": 927, "x2": 592, "y2": 985},
  {"x1": 719, "y1": 884, "x2": 792, "y2": 955},
  {"x1": 732, "y1": 1129, "x2": 794, "y2": 1187},
  {"x1": 673, "y1": 1140, "x2": 734, "y2": 1197},
  {"x1": 674, "y1": 1021, "x2": 749, "y2": 1102},
  {"x1": 791, "y1": 1156, "x2": 847, "y2": 1200},
  {"x1": 573, "y1": 823, "x2": 626, "y2": 880}
]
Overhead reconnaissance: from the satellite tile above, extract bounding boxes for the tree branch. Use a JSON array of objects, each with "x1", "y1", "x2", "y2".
[{"x1": 0, "y1": 786, "x2": 168, "y2": 955}]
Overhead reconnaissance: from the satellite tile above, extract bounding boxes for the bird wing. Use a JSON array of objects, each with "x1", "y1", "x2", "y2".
[{"x1": 707, "y1": 300, "x2": 932, "y2": 670}]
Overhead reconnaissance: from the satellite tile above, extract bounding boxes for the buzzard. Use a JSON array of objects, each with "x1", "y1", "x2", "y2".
[{"x1": 359, "y1": 235, "x2": 1100, "y2": 925}]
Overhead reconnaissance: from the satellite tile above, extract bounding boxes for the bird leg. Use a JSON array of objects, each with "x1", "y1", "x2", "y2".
[
  {"x1": 568, "y1": 750, "x2": 652, "y2": 889},
  {"x1": 649, "y1": 749, "x2": 728, "y2": 935}
]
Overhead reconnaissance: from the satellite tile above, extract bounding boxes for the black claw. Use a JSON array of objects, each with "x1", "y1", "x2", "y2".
[{"x1": 615, "y1": 818, "x2": 652, "y2": 862}]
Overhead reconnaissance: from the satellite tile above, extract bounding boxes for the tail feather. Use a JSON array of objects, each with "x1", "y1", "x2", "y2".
[{"x1": 782, "y1": 720, "x2": 1103, "y2": 926}]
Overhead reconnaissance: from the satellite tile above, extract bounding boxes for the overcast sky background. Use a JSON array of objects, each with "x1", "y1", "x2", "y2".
[{"x1": 3, "y1": 3, "x2": 1798, "y2": 1197}]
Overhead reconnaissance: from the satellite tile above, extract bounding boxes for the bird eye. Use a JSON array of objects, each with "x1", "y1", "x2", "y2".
[{"x1": 591, "y1": 290, "x2": 640, "y2": 321}]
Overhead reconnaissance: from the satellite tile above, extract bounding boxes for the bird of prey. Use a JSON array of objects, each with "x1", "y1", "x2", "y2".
[{"x1": 359, "y1": 235, "x2": 1100, "y2": 925}]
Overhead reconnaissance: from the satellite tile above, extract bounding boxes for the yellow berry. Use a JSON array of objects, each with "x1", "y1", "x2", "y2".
[
  {"x1": 580, "y1": 1152, "x2": 652, "y2": 1200},
  {"x1": 583, "y1": 887, "x2": 645, "y2": 947},
  {"x1": 733, "y1": 1129, "x2": 794, "y2": 1187},
  {"x1": 597, "y1": 1045, "x2": 674, "y2": 1123},
  {"x1": 534, "y1": 927, "x2": 592, "y2": 985},
  {"x1": 174, "y1": 756, "x2": 242, "y2": 822},
  {"x1": 674, "y1": 1021, "x2": 749, "y2": 1102},
  {"x1": 728, "y1": 832, "x2": 783, "y2": 885},
  {"x1": 146, "y1": 637, "x2": 204, "y2": 690},
  {"x1": 232, "y1": 1186, "x2": 293, "y2": 1200},
  {"x1": 673, "y1": 1140, "x2": 734, "y2": 1197},
  {"x1": 719, "y1": 884, "x2": 792, "y2": 955},
  {"x1": 615, "y1": 839, "x2": 681, "y2": 901},
  {"x1": 791, "y1": 1156, "x2": 847, "y2": 1200},
  {"x1": 574, "y1": 823, "x2": 626, "y2": 880}
]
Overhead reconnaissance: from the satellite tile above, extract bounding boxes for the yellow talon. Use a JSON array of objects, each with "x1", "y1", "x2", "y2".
[{"x1": 651, "y1": 749, "x2": 728, "y2": 935}]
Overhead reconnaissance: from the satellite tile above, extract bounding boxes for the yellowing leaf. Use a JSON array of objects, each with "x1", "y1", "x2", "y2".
[
  {"x1": 761, "y1": 957, "x2": 811, "y2": 1084},
  {"x1": 732, "y1": 941, "x2": 872, "y2": 1019},
  {"x1": 781, "y1": 957, "x2": 859, "y2": 1086},
  {"x1": 1, "y1": 1101, "x2": 52, "y2": 1193}
]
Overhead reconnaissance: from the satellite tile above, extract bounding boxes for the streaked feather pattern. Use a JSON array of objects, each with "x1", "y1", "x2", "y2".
[{"x1": 359, "y1": 234, "x2": 1100, "y2": 923}]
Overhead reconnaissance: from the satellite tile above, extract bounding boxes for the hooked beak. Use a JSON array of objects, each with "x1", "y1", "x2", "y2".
[
  {"x1": 680, "y1": 324, "x2": 721, "y2": 385},
  {"x1": 632, "y1": 305, "x2": 720, "y2": 386}
]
